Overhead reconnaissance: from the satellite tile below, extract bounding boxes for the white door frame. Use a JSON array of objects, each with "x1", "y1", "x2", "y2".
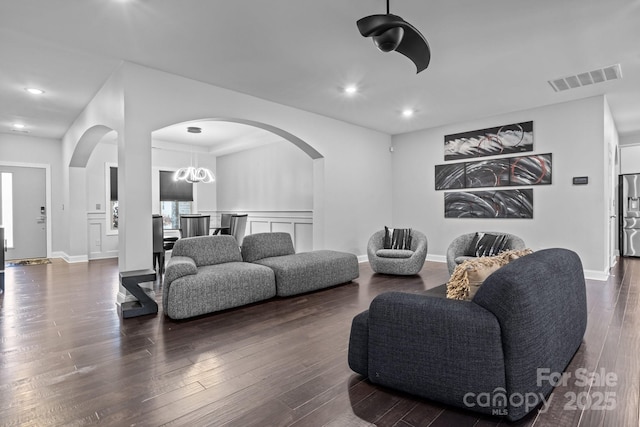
[{"x1": 0, "y1": 161, "x2": 52, "y2": 258}]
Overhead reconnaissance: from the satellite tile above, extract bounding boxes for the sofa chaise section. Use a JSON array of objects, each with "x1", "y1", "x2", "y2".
[
  {"x1": 241, "y1": 232, "x2": 359, "y2": 297},
  {"x1": 163, "y1": 235, "x2": 276, "y2": 319}
]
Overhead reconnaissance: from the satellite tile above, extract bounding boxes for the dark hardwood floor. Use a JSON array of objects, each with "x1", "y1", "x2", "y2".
[{"x1": 1, "y1": 255, "x2": 638, "y2": 426}]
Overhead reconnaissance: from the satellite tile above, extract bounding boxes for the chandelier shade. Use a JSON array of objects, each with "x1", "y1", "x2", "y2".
[{"x1": 174, "y1": 166, "x2": 215, "y2": 184}]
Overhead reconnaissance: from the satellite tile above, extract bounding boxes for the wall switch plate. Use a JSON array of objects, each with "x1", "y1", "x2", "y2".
[{"x1": 573, "y1": 176, "x2": 588, "y2": 185}]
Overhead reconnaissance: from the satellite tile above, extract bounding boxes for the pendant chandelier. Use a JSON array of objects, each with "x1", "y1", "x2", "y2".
[
  {"x1": 174, "y1": 166, "x2": 215, "y2": 183},
  {"x1": 174, "y1": 126, "x2": 216, "y2": 184}
]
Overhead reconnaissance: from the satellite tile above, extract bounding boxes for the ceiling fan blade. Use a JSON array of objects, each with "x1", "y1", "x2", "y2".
[
  {"x1": 394, "y1": 21, "x2": 431, "y2": 73},
  {"x1": 357, "y1": 14, "x2": 402, "y2": 37},
  {"x1": 356, "y1": 14, "x2": 431, "y2": 73}
]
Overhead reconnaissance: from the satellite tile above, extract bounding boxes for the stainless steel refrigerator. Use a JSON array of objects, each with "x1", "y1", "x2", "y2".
[{"x1": 620, "y1": 174, "x2": 640, "y2": 256}]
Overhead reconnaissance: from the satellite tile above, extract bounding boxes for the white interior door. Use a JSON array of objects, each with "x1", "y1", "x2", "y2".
[{"x1": 0, "y1": 166, "x2": 47, "y2": 260}]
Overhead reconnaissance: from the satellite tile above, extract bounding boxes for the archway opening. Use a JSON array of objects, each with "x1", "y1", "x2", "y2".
[{"x1": 152, "y1": 118, "x2": 324, "y2": 251}]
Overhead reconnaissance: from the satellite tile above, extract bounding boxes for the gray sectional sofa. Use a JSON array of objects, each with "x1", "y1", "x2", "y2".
[
  {"x1": 348, "y1": 248, "x2": 587, "y2": 421},
  {"x1": 163, "y1": 233, "x2": 359, "y2": 319},
  {"x1": 241, "y1": 232, "x2": 360, "y2": 297}
]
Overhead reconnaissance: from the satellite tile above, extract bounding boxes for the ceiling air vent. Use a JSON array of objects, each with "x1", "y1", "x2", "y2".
[{"x1": 548, "y1": 64, "x2": 622, "y2": 92}]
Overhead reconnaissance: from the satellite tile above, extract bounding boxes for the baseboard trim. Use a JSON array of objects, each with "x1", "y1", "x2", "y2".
[
  {"x1": 51, "y1": 252, "x2": 89, "y2": 263},
  {"x1": 426, "y1": 254, "x2": 446, "y2": 263},
  {"x1": 583, "y1": 270, "x2": 609, "y2": 281},
  {"x1": 89, "y1": 252, "x2": 118, "y2": 261}
]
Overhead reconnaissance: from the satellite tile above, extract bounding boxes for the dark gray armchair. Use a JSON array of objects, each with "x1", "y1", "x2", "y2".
[
  {"x1": 348, "y1": 248, "x2": 587, "y2": 421},
  {"x1": 446, "y1": 231, "x2": 525, "y2": 275}
]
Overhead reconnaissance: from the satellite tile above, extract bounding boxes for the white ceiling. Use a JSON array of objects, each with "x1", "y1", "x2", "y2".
[{"x1": 1, "y1": 0, "x2": 640, "y2": 149}]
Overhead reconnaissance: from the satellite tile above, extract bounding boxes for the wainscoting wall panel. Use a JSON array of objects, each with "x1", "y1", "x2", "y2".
[
  {"x1": 202, "y1": 210, "x2": 313, "y2": 251},
  {"x1": 87, "y1": 211, "x2": 118, "y2": 260}
]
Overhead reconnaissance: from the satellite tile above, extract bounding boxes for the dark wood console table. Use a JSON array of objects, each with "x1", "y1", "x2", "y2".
[{"x1": 119, "y1": 269, "x2": 157, "y2": 318}]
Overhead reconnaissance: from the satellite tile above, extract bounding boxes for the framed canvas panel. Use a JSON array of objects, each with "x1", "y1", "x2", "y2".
[
  {"x1": 509, "y1": 153, "x2": 552, "y2": 186},
  {"x1": 435, "y1": 163, "x2": 465, "y2": 190},
  {"x1": 444, "y1": 121, "x2": 534, "y2": 161},
  {"x1": 465, "y1": 158, "x2": 511, "y2": 188},
  {"x1": 444, "y1": 189, "x2": 533, "y2": 218}
]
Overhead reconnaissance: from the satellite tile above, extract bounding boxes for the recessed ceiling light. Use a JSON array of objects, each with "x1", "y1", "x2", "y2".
[
  {"x1": 187, "y1": 126, "x2": 202, "y2": 133},
  {"x1": 11, "y1": 123, "x2": 29, "y2": 133},
  {"x1": 25, "y1": 88, "x2": 45, "y2": 95},
  {"x1": 343, "y1": 84, "x2": 358, "y2": 95},
  {"x1": 401, "y1": 109, "x2": 415, "y2": 118}
]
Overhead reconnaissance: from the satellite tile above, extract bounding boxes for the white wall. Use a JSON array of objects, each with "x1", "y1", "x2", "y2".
[
  {"x1": 85, "y1": 141, "x2": 117, "y2": 212},
  {"x1": 391, "y1": 96, "x2": 609, "y2": 277},
  {"x1": 619, "y1": 131, "x2": 640, "y2": 174},
  {"x1": 216, "y1": 141, "x2": 313, "y2": 211}
]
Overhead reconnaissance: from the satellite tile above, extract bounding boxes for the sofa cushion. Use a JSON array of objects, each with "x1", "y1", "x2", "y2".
[
  {"x1": 376, "y1": 249, "x2": 414, "y2": 259},
  {"x1": 254, "y1": 250, "x2": 359, "y2": 297},
  {"x1": 171, "y1": 235, "x2": 242, "y2": 266},
  {"x1": 447, "y1": 249, "x2": 533, "y2": 300},
  {"x1": 241, "y1": 232, "x2": 295, "y2": 263},
  {"x1": 470, "y1": 232, "x2": 509, "y2": 257},
  {"x1": 384, "y1": 226, "x2": 412, "y2": 250},
  {"x1": 164, "y1": 262, "x2": 276, "y2": 320}
]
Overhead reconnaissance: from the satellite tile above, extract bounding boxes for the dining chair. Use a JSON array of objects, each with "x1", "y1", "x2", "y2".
[
  {"x1": 152, "y1": 214, "x2": 165, "y2": 275},
  {"x1": 179, "y1": 214, "x2": 211, "y2": 238},
  {"x1": 212, "y1": 213, "x2": 233, "y2": 235},
  {"x1": 229, "y1": 214, "x2": 249, "y2": 246}
]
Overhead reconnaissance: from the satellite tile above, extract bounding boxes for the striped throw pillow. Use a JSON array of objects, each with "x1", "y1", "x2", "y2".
[
  {"x1": 472, "y1": 232, "x2": 508, "y2": 257},
  {"x1": 383, "y1": 226, "x2": 413, "y2": 250}
]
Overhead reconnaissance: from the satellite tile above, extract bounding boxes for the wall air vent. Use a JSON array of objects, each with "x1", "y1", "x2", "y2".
[{"x1": 548, "y1": 64, "x2": 622, "y2": 92}]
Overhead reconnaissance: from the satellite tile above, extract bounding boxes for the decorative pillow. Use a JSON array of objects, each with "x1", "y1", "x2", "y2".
[
  {"x1": 383, "y1": 226, "x2": 412, "y2": 250},
  {"x1": 446, "y1": 248, "x2": 533, "y2": 301},
  {"x1": 470, "y1": 232, "x2": 509, "y2": 257}
]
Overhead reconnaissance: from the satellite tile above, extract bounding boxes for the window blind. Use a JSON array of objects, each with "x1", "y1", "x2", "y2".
[{"x1": 159, "y1": 170, "x2": 193, "y2": 201}]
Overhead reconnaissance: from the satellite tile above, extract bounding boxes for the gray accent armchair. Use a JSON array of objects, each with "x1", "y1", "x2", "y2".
[
  {"x1": 367, "y1": 229, "x2": 428, "y2": 275},
  {"x1": 349, "y1": 248, "x2": 587, "y2": 421},
  {"x1": 446, "y1": 232, "x2": 525, "y2": 275}
]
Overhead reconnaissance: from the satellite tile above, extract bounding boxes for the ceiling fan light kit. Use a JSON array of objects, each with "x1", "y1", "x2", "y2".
[{"x1": 357, "y1": 0, "x2": 431, "y2": 73}]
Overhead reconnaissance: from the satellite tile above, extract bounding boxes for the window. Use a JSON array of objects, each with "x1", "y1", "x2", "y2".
[
  {"x1": 161, "y1": 201, "x2": 192, "y2": 229},
  {"x1": 159, "y1": 170, "x2": 193, "y2": 230},
  {"x1": 105, "y1": 164, "x2": 118, "y2": 234}
]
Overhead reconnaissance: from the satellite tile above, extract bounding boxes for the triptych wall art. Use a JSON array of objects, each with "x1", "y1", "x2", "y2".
[
  {"x1": 444, "y1": 121, "x2": 534, "y2": 161},
  {"x1": 437, "y1": 121, "x2": 550, "y2": 219}
]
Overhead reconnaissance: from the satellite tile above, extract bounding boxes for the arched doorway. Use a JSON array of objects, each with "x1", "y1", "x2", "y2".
[{"x1": 152, "y1": 118, "x2": 324, "y2": 250}]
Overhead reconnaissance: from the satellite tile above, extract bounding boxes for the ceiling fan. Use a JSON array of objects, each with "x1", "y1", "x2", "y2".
[{"x1": 356, "y1": 0, "x2": 431, "y2": 73}]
